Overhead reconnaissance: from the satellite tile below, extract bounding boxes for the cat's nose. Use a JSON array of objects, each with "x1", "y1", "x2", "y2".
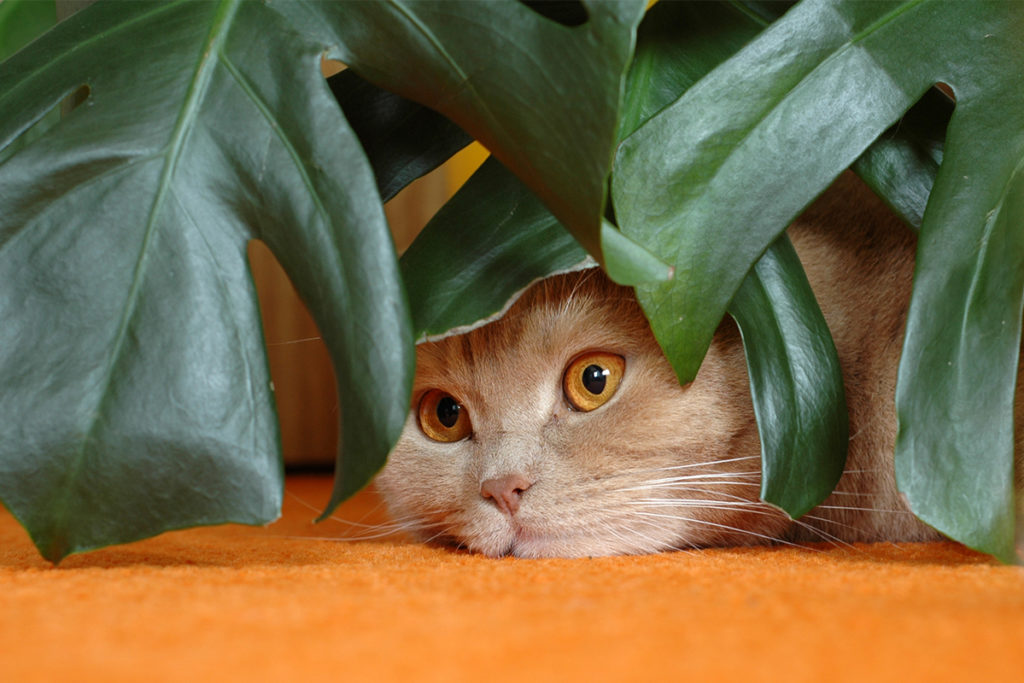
[{"x1": 480, "y1": 474, "x2": 533, "y2": 516}]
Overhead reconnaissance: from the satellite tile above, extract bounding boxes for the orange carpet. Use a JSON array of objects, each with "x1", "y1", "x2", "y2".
[{"x1": 2, "y1": 475, "x2": 1022, "y2": 683}]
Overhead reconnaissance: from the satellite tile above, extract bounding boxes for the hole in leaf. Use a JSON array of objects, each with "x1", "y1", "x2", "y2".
[
  {"x1": 518, "y1": 0, "x2": 588, "y2": 27},
  {"x1": 61, "y1": 83, "x2": 91, "y2": 116},
  {"x1": 856, "y1": 83, "x2": 954, "y2": 230},
  {"x1": 385, "y1": 165, "x2": 452, "y2": 254},
  {"x1": 899, "y1": 85, "x2": 954, "y2": 167},
  {"x1": 320, "y1": 56, "x2": 345, "y2": 78}
]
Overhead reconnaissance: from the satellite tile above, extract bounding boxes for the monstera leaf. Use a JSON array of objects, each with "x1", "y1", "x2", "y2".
[
  {"x1": 278, "y1": 0, "x2": 668, "y2": 284},
  {"x1": 402, "y1": 157, "x2": 590, "y2": 343},
  {"x1": 0, "y1": 0, "x2": 661, "y2": 560},
  {"x1": 612, "y1": 0, "x2": 1024, "y2": 561},
  {"x1": 0, "y1": 1, "x2": 413, "y2": 561},
  {"x1": 402, "y1": 0, "x2": 768, "y2": 346}
]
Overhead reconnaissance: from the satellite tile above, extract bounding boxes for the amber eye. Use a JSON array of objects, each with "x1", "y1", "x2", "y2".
[
  {"x1": 418, "y1": 389, "x2": 472, "y2": 442},
  {"x1": 563, "y1": 352, "x2": 625, "y2": 412}
]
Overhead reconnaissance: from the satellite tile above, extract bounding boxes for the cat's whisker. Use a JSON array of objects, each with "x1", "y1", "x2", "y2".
[
  {"x1": 604, "y1": 456, "x2": 762, "y2": 482},
  {"x1": 281, "y1": 513, "x2": 443, "y2": 542},
  {"x1": 647, "y1": 470, "x2": 761, "y2": 482},
  {"x1": 613, "y1": 472, "x2": 761, "y2": 492},
  {"x1": 673, "y1": 486, "x2": 768, "y2": 505},
  {"x1": 799, "y1": 513, "x2": 873, "y2": 535},
  {"x1": 815, "y1": 504, "x2": 912, "y2": 514},
  {"x1": 284, "y1": 489, "x2": 409, "y2": 526},
  {"x1": 320, "y1": 507, "x2": 444, "y2": 531},
  {"x1": 341, "y1": 510, "x2": 463, "y2": 546},
  {"x1": 587, "y1": 456, "x2": 762, "y2": 486},
  {"x1": 825, "y1": 490, "x2": 878, "y2": 497},
  {"x1": 621, "y1": 497, "x2": 855, "y2": 552},
  {"x1": 644, "y1": 455, "x2": 761, "y2": 473},
  {"x1": 605, "y1": 485, "x2": 767, "y2": 519},
  {"x1": 416, "y1": 523, "x2": 464, "y2": 547},
  {"x1": 280, "y1": 488, "x2": 453, "y2": 542},
  {"x1": 319, "y1": 527, "x2": 415, "y2": 542},
  {"x1": 284, "y1": 488, "x2": 329, "y2": 515},
  {"x1": 628, "y1": 498, "x2": 762, "y2": 508},
  {"x1": 592, "y1": 511, "x2": 684, "y2": 553},
  {"x1": 337, "y1": 510, "x2": 445, "y2": 533},
  {"x1": 630, "y1": 504, "x2": 773, "y2": 516},
  {"x1": 600, "y1": 519, "x2": 673, "y2": 554},
  {"x1": 797, "y1": 513, "x2": 905, "y2": 550},
  {"x1": 788, "y1": 518, "x2": 860, "y2": 551},
  {"x1": 621, "y1": 480, "x2": 762, "y2": 494},
  {"x1": 265, "y1": 335, "x2": 323, "y2": 347},
  {"x1": 285, "y1": 494, "x2": 431, "y2": 532},
  {"x1": 627, "y1": 510, "x2": 821, "y2": 552},
  {"x1": 322, "y1": 510, "x2": 435, "y2": 530},
  {"x1": 626, "y1": 499, "x2": 791, "y2": 523},
  {"x1": 621, "y1": 520, "x2": 691, "y2": 554}
]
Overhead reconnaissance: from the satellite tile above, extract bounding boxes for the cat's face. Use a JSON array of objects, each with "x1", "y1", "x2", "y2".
[{"x1": 376, "y1": 270, "x2": 790, "y2": 557}]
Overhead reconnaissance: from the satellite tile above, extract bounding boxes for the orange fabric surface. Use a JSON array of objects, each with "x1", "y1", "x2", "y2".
[{"x1": 2, "y1": 475, "x2": 1022, "y2": 683}]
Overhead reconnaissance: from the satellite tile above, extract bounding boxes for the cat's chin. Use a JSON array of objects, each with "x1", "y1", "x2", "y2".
[{"x1": 467, "y1": 524, "x2": 671, "y2": 559}]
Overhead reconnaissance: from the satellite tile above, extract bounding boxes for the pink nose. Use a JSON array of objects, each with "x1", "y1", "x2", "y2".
[{"x1": 480, "y1": 474, "x2": 533, "y2": 516}]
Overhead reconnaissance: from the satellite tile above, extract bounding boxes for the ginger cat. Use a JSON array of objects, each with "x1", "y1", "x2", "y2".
[{"x1": 376, "y1": 174, "x2": 1024, "y2": 558}]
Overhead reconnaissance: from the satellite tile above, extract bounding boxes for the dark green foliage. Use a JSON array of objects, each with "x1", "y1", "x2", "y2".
[
  {"x1": 0, "y1": 1, "x2": 411, "y2": 559},
  {"x1": 1, "y1": 0, "x2": 1020, "y2": 562}
]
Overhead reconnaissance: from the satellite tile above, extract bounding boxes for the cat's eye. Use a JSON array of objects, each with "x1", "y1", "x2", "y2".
[
  {"x1": 418, "y1": 389, "x2": 472, "y2": 442},
  {"x1": 563, "y1": 351, "x2": 625, "y2": 412}
]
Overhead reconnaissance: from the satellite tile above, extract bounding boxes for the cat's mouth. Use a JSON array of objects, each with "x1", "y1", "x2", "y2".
[
  {"x1": 470, "y1": 512, "x2": 626, "y2": 558},
  {"x1": 497, "y1": 522, "x2": 595, "y2": 559},
  {"x1": 477, "y1": 519, "x2": 548, "y2": 558}
]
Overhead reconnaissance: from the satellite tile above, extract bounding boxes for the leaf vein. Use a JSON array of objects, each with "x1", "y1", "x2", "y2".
[{"x1": 48, "y1": 0, "x2": 244, "y2": 546}]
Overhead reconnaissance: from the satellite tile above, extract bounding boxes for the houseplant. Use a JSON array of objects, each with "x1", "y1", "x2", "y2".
[{"x1": 0, "y1": 0, "x2": 1020, "y2": 562}]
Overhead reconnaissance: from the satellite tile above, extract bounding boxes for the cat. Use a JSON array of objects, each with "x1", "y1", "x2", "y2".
[{"x1": 375, "y1": 173, "x2": 1024, "y2": 558}]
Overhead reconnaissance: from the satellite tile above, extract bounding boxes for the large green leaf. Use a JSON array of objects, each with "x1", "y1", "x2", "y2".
[
  {"x1": 0, "y1": 0, "x2": 411, "y2": 560},
  {"x1": 619, "y1": 0, "x2": 848, "y2": 517},
  {"x1": 894, "y1": 15, "x2": 1024, "y2": 563},
  {"x1": 618, "y1": 0, "x2": 763, "y2": 140},
  {"x1": 616, "y1": 0, "x2": 948, "y2": 518},
  {"x1": 405, "y1": 0, "x2": 762, "y2": 344},
  {"x1": 727, "y1": 236, "x2": 847, "y2": 518},
  {"x1": 276, "y1": 0, "x2": 668, "y2": 284},
  {"x1": 611, "y1": 0, "x2": 1024, "y2": 560},
  {"x1": 402, "y1": 157, "x2": 589, "y2": 342},
  {"x1": 403, "y1": 1, "x2": 756, "y2": 343},
  {"x1": 612, "y1": 0, "x2": 927, "y2": 381}
]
